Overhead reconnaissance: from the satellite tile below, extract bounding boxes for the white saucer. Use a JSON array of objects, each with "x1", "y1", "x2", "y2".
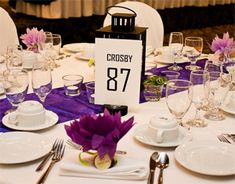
[
  {"x1": 221, "y1": 104, "x2": 235, "y2": 115},
  {"x1": 154, "y1": 55, "x2": 188, "y2": 64},
  {"x1": 75, "y1": 53, "x2": 90, "y2": 61},
  {"x1": 0, "y1": 132, "x2": 52, "y2": 164},
  {"x1": 133, "y1": 124, "x2": 192, "y2": 147},
  {"x1": 175, "y1": 141, "x2": 235, "y2": 176},
  {"x1": 63, "y1": 43, "x2": 94, "y2": 53},
  {"x1": 2, "y1": 110, "x2": 58, "y2": 131}
]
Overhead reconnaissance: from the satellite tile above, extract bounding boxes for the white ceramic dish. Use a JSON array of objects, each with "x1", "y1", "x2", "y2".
[
  {"x1": 0, "y1": 132, "x2": 52, "y2": 164},
  {"x1": 221, "y1": 104, "x2": 235, "y2": 115},
  {"x1": 63, "y1": 43, "x2": 94, "y2": 53},
  {"x1": 175, "y1": 141, "x2": 235, "y2": 176},
  {"x1": 154, "y1": 55, "x2": 188, "y2": 64},
  {"x1": 133, "y1": 124, "x2": 192, "y2": 147},
  {"x1": 75, "y1": 53, "x2": 90, "y2": 61},
  {"x1": 2, "y1": 110, "x2": 58, "y2": 131}
]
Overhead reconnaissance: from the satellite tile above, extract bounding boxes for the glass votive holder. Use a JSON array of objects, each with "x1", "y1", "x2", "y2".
[
  {"x1": 85, "y1": 81, "x2": 95, "y2": 104},
  {"x1": 160, "y1": 70, "x2": 180, "y2": 80},
  {"x1": 62, "y1": 74, "x2": 84, "y2": 96},
  {"x1": 144, "y1": 84, "x2": 163, "y2": 102}
]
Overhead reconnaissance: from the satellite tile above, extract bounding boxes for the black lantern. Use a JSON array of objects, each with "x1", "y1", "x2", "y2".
[
  {"x1": 96, "y1": 6, "x2": 147, "y2": 80},
  {"x1": 95, "y1": 6, "x2": 148, "y2": 116}
]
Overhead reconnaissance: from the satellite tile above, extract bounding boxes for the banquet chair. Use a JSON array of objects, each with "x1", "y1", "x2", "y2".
[
  {"x1": 0, "y1": 7, "x2": 19, "y2": 53},
  {"x1": 103, "y1": 1, "x2": 164, "y2": 49}
]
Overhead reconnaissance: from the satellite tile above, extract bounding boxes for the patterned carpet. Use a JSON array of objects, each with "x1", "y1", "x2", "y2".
[{"x1": 1, "y1": 1, "x2": 235, "y2": 54}]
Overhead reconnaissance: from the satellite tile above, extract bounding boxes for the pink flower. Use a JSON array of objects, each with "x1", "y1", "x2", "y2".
[
  {"x1": 210, "y1": 32, "x2": 235, "y2": 56},
  {"x1": 20, "y1": 27, "x2": 46, "y2": 53}
]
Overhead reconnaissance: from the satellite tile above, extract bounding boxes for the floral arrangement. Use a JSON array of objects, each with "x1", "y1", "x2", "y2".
[
  {"x1": 144, "y1": 75, "x2": 168, "y2": 86},
  {"x1": 20, "y1": 27, "x2": 46, "y2": 53},
  {"x1": 209, "y1": 32, "x2": 235, "y2": 62},
  {"x1": 64, "y1": 109, "x2": 134, "y2": 169}
]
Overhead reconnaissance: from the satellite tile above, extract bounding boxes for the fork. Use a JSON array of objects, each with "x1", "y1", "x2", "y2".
[
  {"x1": 36, "y1": 139, "x2": 61, "y2": 172},
  {"x1": 217, "y1": 134, "x2": 231, "y2": 144},
  {"x1": 36, "y1": 140, "x2": 65, "y2": 184}
]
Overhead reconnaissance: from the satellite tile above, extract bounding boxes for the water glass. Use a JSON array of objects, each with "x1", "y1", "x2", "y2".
[
  {"x1": 186, "y1": 70, "x2": 209, "y2": 127},
  {"x1": 85, "y1": 81, "x2": 95, "y2": 103},
  {"x1": 62, "y1": 74, "x2": 84, "y2": 96},
  {"x1": 3, "y1": 70, "x2": 29, "y2": 112},
  {"x1": 32, "y1": 62, "x2": 52, "y2": 103},
  {"x1": 166, "y1": 79, "x2": 193, "y2": 127},
  {"x1": 204, "y1": 71, "x2": 231, "y2": 121},
  {"x1": 168, "y1": 32, "x2": 184, "y2": 71}
]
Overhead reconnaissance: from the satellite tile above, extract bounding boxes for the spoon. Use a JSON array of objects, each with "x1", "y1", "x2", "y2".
[
  {"x1": 147, "y1": 152, "x2": 159, "y2": 184},
  {"x1": 156, "y1": 152, "x2": 169, "y2": 184}
]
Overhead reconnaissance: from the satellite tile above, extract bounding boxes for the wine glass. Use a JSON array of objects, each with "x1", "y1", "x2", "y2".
[
  {"x1": 186, "y1": 70, "x2": 209, "y2": 127},
  {"x1": 2, "y1": 70, "x2": 29, "y2": 113},
  {"x1": 168, "y1": 32, "x2": 184, "y2": 71},
  {"x1": 6, "y1": 44, "x2": 24, "y2": 72},
  {"x1": 204, "y1": 71, "x2": 231, "y2": 121},
  {"x1": 185, "y1": 37, "x2": 203, "y2": 70},
  {"x1": 32, "y1": 62, "x2": 52, "y2": 104},
  {"x1": 166, "y1": 79, "x2": 193, "y2": 127},
  {"x1": 49, "y1": 34, "x2": 62, "y2": 68}
]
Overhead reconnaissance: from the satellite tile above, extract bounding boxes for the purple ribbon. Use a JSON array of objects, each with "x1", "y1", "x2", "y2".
[{"x1": 0, "y1": 59, "x2": 207, "y2": 132}]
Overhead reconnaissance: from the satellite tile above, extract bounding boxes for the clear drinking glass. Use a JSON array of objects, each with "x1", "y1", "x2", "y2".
[
  {"x1": 166, "y1": 79, "x2": 193, "y2": 127},
  {"x1": 2, "y1": 70, "x2": 29, "y2": 113},
  {"x1": 6, "y1": 44, "x2": 24, "y2": 72},
  {"x1": 185, "y1": 37, "x2": 203, "y2": 70},
  {"x1": 186, "y1": 70, "x2": 209, "y2": 127},
  {"x1": 168, "y1": 32, "x2": 184, "y2": 71},
  {"x1": 32, "y1": 62, "x2": 52, "y2": 104},
  {"x1": 204, "y1": 71, "x2": 231, "y2": 121}
]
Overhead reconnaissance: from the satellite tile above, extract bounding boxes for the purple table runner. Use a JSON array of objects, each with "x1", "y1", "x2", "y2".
[{"x1": 0, "y1": 59, "x2": 207, "y2": 132}]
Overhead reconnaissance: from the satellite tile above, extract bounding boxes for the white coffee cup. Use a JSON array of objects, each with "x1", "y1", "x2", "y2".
[
  {"x1": 148, "y1": 115, "x2": 179, "y2": 143},
  {"x1": 227, "y1": 93, "x2": 235, "y2": 109},
  {"x1": 11, "y1": 101, "x2": 46, "y2": 127}
]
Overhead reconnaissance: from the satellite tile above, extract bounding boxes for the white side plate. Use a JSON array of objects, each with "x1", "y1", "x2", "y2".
[
  {"x1": 175, "y1": 141, "x2": 235, "y2": 176},
  {"x1": 0, "y1": 132, "x2": 52, "y2": 164}
]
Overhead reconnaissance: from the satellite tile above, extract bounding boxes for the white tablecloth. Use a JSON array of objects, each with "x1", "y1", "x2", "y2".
[
  {"x1": 15, "y1": 0, "x2": 235, "y2": 19},
  {"x1": 0, "y1": 54, "x2": 235, "y2": 184}
]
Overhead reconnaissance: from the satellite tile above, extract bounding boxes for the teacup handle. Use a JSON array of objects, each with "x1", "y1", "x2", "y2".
[
  {"x1": 156, "y1": 130, "x2": 164, "y2": 143},
  {"x1": 8, "y1": 113, "x2": 18, "y2": 126}
]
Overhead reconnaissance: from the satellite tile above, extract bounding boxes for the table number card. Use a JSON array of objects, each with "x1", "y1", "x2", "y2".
[{"x1": 95, "y1": 38, "x2": 142, "y2": 106}]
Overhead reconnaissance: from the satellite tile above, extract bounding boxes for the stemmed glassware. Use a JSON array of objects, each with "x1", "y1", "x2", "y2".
[
  {"x1": 2, "y1": 70, "x2": 29, "y2": 113},
  {"x1": 186, "y1": 70, "x2": 209, "y2": 127},
  {"x1": 166, "y1": 79, "x2": 193, "y2": 127},
  {"x1": 6, "y1": 44, "x2": 24, "y2": 72},
  {"x1": 32, "y1": 62, "x2": 52, "y2": 105},
  {"x1": 168, "y1": 32, "x2": 184, "y2": 71},
  {"x1": 204, "y1": 71, "x2": 231, "y2": 121},
  {"x1": 185, "y1": 37, "x2": 203, "y2": 70}
]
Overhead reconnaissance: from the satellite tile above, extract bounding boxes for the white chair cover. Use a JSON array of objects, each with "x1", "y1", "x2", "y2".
[
  {"x1": 0, "y1": 7, "x2": 19, "y2": 54},
  {"x1": 103, "y1": 1, "x2": 164, "y2": 49}
]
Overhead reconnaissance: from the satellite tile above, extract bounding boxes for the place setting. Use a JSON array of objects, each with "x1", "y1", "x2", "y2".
[{"x1": 133, "y1": 115, "x2": 192, "y2": 148}]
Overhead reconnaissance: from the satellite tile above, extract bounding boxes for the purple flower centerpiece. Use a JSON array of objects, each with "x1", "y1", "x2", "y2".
[
  {"x1": 20, "y1": 27, "x2": 46, "y2": 53},
  {"x1": 64, "y1": 109, "x2": 134, "y2": 169},
  {"x1": 209, "y1": 32, "x2": 235, "y2": 62}
]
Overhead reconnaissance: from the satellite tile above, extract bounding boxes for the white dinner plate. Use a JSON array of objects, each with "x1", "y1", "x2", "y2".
[
  {"x1": 0, "y1": 132, "x2": 52, "y2": 164},
  {"x1": 63, "y1": 43, "x2": 94, "y2": 53},
  {"x1": 75, "y1": 53, "x2": 90, "y2": 61},
  {"x1": 175, "y1": 141, "x2": 235, "y2": 176},
  {"x1": 133, "y1": 124, "x2": 192, "y2": 147},
  {"x1": 2, "y1": 110, "x2": 58, "y2": 131}
]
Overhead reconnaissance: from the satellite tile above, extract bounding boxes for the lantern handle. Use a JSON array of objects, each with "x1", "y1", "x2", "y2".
[{"x1": 106, "y1": 6, "x2": 137, "y2": 17}]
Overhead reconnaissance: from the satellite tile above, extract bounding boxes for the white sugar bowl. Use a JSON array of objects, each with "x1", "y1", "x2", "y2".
[
  {"x1": 148, "y1": 115, "x2": 179, "y2": 143},
  {"x1": 16, "y1": 100, "x2": 46, "y2": 127}
]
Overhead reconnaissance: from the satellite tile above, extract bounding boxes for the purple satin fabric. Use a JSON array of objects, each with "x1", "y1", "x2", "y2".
[{"x1": 0, "y1": 59, "x2": 207, "y2": 132}]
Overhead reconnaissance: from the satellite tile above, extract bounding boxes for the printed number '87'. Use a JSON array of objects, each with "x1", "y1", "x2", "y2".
[{"x1": 107, "y1": 68, "x2": 130, "y2": 92}]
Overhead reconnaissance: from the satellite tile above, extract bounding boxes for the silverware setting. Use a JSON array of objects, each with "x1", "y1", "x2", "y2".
[
  {"x1": 66, "y1": 139, "x2": 127, "y2": 155},
  {"x1": 36, "y1": 140, "x2": 65, "y2": 184},
  {"x1": 36, "y1": 139, "x2": 63, "y2": 172},
  {"x1": 217, "y1": 134, "x2": 235, "y2": 144}
]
